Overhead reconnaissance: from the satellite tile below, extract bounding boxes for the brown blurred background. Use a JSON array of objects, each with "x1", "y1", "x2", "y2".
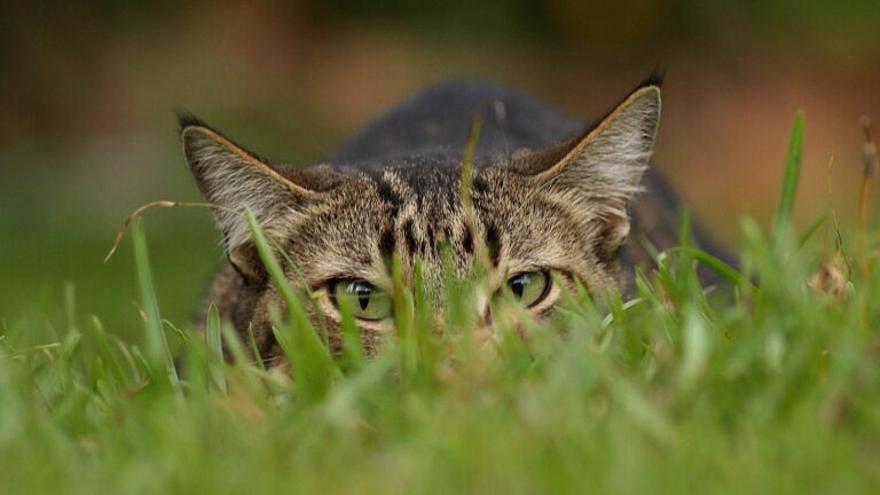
[{"x1": 1, "y1": 0, "x2": 879, "y2": 332}]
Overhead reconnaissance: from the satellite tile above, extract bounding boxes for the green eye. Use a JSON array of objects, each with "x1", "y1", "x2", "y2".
[
  {"x1": 506, "y1": 271, "x2": 551, "y2": 307},
  {"x1": 331, "y1": 280, "x2": 392, "y2": 321}
]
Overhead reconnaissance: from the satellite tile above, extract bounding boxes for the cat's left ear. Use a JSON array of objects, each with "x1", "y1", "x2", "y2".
[
  {"x1": 179, "y1": 115, "x2": 326, "y2": 280},
  {"x1": 525, "y1": 81, "x2": 661, "y2": 259}
]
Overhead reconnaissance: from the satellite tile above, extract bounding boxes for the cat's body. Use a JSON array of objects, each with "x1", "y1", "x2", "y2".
[{"x1": 181, "y1": 78, "x2": 724, "y2": 364}]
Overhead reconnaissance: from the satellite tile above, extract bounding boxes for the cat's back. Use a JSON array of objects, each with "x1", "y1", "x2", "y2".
[{"x1": 330, "y1": 79, "x2": 583, "y2": 163}]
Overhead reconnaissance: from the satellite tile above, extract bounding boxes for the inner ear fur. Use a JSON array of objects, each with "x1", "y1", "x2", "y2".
[{"x1": 180, "y1": 117, "x2": 325, "y2": 281}]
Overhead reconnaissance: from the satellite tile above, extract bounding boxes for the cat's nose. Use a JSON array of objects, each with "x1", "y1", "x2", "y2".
[
  {"x1": 429, "y1": 311, "x2": 496, "y2": 350},
  {"x1": 474, "y1": 306, "x2": 496, "y2": 349},
  {"x1": 427, "y1": 293, "x2": 495, "y2": 345},
  {"x1": 471, "y1": 294, "x2": 497, "y2": 349}
]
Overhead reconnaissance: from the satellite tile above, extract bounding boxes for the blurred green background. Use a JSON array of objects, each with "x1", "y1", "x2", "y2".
[{"x1": 1, "y1": 0, "x2": 879, "y2": 335}]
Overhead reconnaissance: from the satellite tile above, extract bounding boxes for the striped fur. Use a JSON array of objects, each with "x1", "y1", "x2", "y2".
[{"x1": 180, "y1": 79, "x2": 685, "y2": 364}]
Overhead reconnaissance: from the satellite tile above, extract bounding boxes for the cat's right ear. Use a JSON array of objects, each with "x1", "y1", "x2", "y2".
[
  {"x1": 179, "y1": 114, "x2": 319, "y2": 281},
  {"x1": 514, "y1": 82, "x2": 661, "y2": 264}
]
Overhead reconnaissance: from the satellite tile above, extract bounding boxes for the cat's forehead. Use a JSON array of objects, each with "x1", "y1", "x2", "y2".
[
  {"x1": 298, "y1": 153, "x2": 502, "y2": 282},
  {"x1": 343, "y1": 151, "x2": 494, "y2": 204}
]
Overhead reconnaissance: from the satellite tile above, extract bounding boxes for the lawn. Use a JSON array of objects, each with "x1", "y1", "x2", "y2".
[{"x1": 1, "y1": 116, "x2": 879, "y2": 494}]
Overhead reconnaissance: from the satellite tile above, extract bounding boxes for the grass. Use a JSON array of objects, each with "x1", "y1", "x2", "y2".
[{"x1": 2, "y1": 116, "x2": 880, "y2": 494}]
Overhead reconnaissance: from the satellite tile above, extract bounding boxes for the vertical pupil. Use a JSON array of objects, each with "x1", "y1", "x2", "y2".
[
  {"x1": 352, "y1": 283, "x2": 372, "y2": 310},
  {"x1": 511, "y1": 276, "x2": 526, "y2": 299}
]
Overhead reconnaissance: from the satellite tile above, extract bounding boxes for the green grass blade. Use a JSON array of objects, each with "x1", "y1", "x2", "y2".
[
  {"x1": 206, "y1": 303, "x2": 227, "y2": 394},
  {"x1": 244, "y1": 208, "x2": 340, "y2": 397},
  {"x1": 131, "y1": 217, "x2": 181, "y2": 394},
  {"x1": 246, "y1": 323, "x2": 267, "y2": 371},
  {"x1": 664, "y1": 247, "x2": 747, "y2": 287},
  {"x1": 220, "y1": 323, "x2": 251, "y2": 367},
  {"x1": 89, "y1": 316, "x2": 128, "y2": 383},
  {"x1": 772, "y1": 112, "x2": 805, "y2": 238},
  {"x1": 798, "y1": 214, "x2": 827, "y2": 248},
  {"x1": 391, "y1": 254, "x2": 417, "y2": 384},
  {"x1": 337, "y1": 293, "x2": 365, "y2": 372}
]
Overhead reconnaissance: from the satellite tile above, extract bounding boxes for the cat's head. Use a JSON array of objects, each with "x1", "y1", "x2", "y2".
[{"x1": 180, "y1": 82, "x2": 660, "y2": 358}]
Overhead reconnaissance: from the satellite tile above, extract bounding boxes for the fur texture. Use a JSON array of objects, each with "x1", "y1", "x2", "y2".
[{"x1": 180, "y1": 78, "x2": 720, "y2": 364}]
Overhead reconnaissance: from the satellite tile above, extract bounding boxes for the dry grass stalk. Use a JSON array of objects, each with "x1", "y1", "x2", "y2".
[{"x1": 857, "y1": 116, "x2": 878, "y2": 278}]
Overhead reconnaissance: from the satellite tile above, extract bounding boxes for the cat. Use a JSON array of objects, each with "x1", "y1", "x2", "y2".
[{"x1": 179, "y1": 76, "x2": 725, "y2": 364}]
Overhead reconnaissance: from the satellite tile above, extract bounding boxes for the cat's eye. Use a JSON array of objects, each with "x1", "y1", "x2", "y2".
[
  {"x1": 505, "y1": 271, "x2": 551, "y2": 308},
  {"x1": 331, "y1": 280, "x2": 392, "y2": 321}
]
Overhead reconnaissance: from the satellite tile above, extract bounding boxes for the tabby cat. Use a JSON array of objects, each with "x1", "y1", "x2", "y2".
[{"x1": 179, "y1": 77, "x2": 721, "y2": 364}]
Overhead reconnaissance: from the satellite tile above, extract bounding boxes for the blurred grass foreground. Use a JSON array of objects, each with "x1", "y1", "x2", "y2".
[{"x1": 1, "y1": 116, "x2": 880, "y2": 493}]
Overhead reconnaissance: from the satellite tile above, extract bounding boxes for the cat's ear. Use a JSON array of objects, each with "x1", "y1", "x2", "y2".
[
  {"x1": 179, "y1": 115, "x2": 320, "y2": 280},
  {"x1": 525, "y1": 82, "x2": 661, "y2": 261}
]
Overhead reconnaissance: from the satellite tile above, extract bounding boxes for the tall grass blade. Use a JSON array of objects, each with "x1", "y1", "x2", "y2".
[
  {"x1": 131, "y1": 217, "x2": 181, "y2": 393},
  {"x1": 772, "y1": 112, "x2": 805, "y2": 238},
  {"x1": 391, "y1": 255, "x2": 417, "y2": 383},
  {"x1": 90, "y1": 316, "x2": 128, "y2": 383},
  {"x1": 246, "y1": 324, "x2": 267, "y2": 371},
  {"x1": 798, "y1": 214, "x2": 827, "y2": 247},
  {"x1": 336, "y1": 293, "x2": 365, "y2": 372},
  {"x1": 664, "y1": 247, "x2": 746, "y2": 287},
  {"x1": 206, "y1": 303, "x2": 227, "y2": 394},
  {"x1": 244, "y1": 208, "x2": 340, "y2": 398},
  {"x1": 220, "y1": 324, "x2": 251, "y2": 367}
]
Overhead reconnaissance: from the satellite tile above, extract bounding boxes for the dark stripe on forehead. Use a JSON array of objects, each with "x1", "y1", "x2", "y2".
[
  {"x1": 485, "y1": 220, "x2": 501, "y2": 267},
  {"x1": 426, "y1": 225, "x2": 435, "y2": 248},
  {"x1": 472, "y1": 175, "x2": 489, "y2": 195},
  {"x1": 462, "y1": 224, "x2": 474, "y2": 255},
  {"x1": 379, "y1": 228, "x2": 395, "y2": 260},
  {"x1": 391, "y1": 163, "x2": 460, "y2": 210},
  {"x1": 403, "y1": 219, "x2": 418, "y2": 256},
  {"x1": 376, "y1": 177, "x2": 402, "y2": 218}
]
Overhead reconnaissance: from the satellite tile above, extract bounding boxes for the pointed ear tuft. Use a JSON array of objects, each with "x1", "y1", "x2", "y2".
[
  {"x1": 180, "y1": 119, "x2": 318, "y2": 279},
  {"x1": 639, "y1": 70, "x2": 664, "y2": 89},
  {"x1": 176, "y1": 110, "x2": 210, "y2": 132}
]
